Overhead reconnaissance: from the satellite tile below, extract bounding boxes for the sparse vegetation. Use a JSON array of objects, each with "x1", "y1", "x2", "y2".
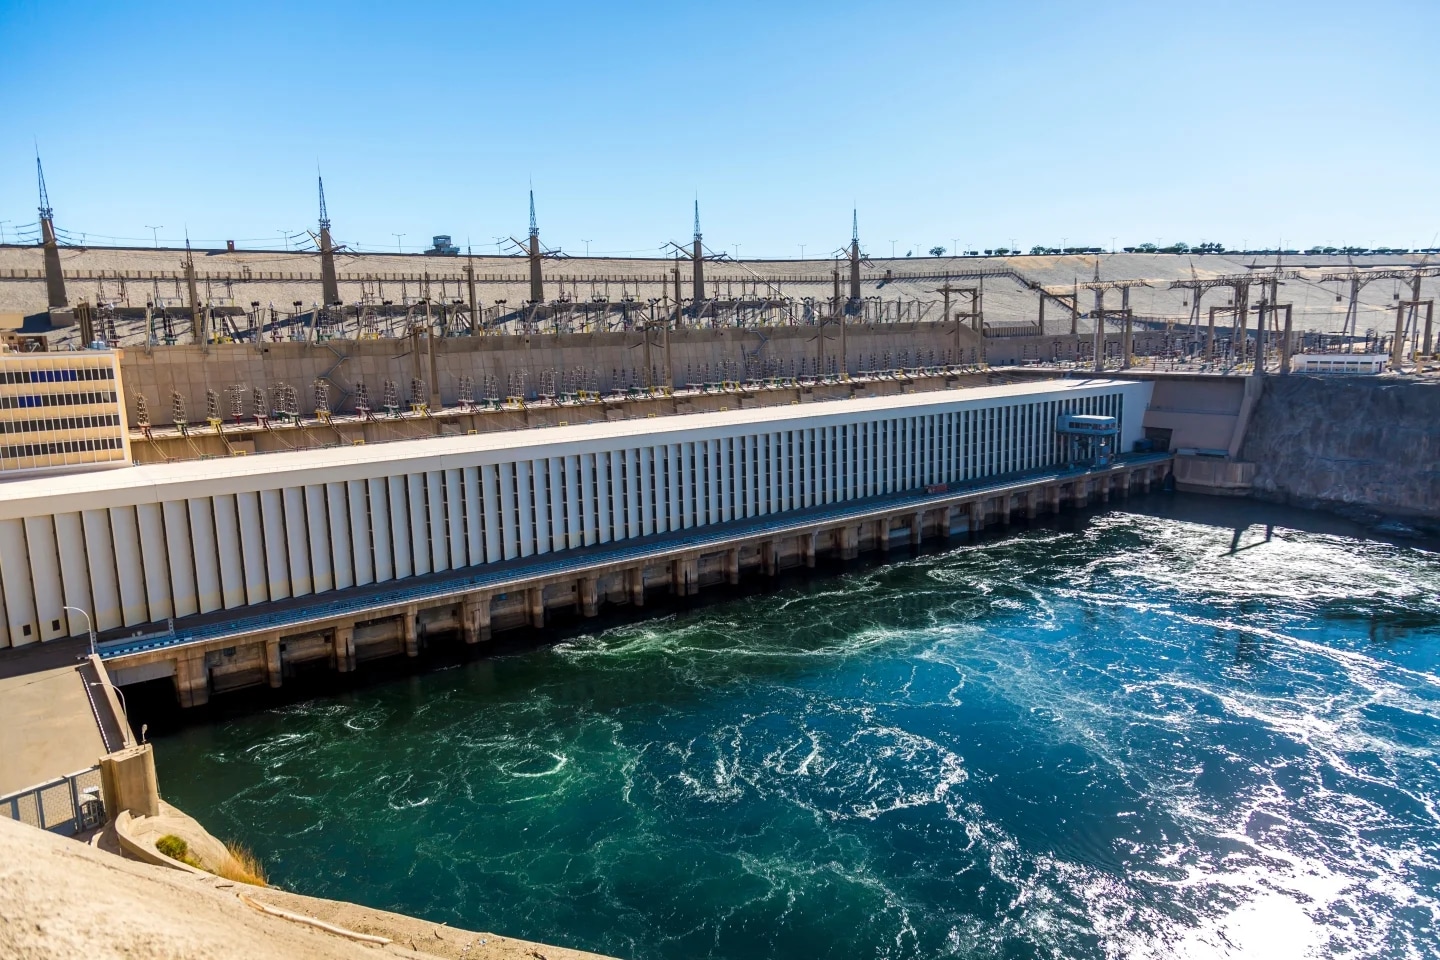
[
  {"x1": 928, "y1": 245, "x2": 946, "y2": 257},
  {"x1": 156, "y1": 833, "x2": 266, "y2": 885},
  {"x1": 155, "y1": 834, "x2": 202, "y2": 869},
  {"x1": 218, "y1": 841, "x2": 268, "y2": 887}
]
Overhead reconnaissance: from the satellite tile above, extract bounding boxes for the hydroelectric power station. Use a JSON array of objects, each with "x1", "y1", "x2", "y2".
[{"x1": 0, "y1": 361, "x2": 1163, "y2": 708}]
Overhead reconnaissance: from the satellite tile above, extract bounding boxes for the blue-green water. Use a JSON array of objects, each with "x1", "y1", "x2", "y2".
[{"x1": 151, "y1": 498, "x2": 1440, "y2": 959}]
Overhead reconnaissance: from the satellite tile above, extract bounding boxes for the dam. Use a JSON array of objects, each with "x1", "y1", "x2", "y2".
[
  {"x1": 2, "y1": 153, "x2": 1436, "y2": 960},
  {"x1": 8, "y1": 1, "x2": 1440, "y2": 954},
  {"x1": 0, "y1": 371, "x2": 1163, "y2": 707}
]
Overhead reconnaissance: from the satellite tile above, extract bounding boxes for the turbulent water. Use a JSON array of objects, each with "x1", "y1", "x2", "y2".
[{"x1": 151, "y1": 496, "x2": 1440, "y2": 960}]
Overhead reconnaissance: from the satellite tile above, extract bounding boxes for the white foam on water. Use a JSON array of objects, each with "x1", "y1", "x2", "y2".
[{"x1": 154, "y1": 508, "x2": 1440, "y2": 960}]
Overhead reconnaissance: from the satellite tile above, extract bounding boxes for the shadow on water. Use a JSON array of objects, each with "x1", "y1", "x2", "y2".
[{"x1": 1138, "y1": 490, "x2": 1440, "y2": 548}]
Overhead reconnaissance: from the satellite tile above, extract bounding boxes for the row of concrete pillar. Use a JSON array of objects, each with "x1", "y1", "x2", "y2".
[{"x1": 160, "y1": 462, "x2": 1167, "y2": 707}]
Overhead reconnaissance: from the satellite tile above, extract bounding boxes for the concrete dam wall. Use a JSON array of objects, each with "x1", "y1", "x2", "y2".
[
  {"x1": 1240, "y1": 377, "x2": 1440, "y2": 521},
  {"x1": 116, "y1": 324, "x2": 1163, "y2": 428}
]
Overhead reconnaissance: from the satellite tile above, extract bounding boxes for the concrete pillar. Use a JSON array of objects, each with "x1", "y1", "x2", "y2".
[
  {"x1": 175, "y1": 652, "x2": 209, "y2": 708},
  {"x1": 840, "y1": 525, "x2": 859, "y2": 560},
  {"x1": 909, "y1": 513, "x2": 923, "y2": 546},
  {"x1": 970, "y1": 501, "x2": 985, "y2": 533},
  {"x1": 999, "y1": 496, "x2": 1012, "y2": 526},
  {"x1": 463, "y1": 594, "x2": 492, "y2": 642},
  {"x1": 1099, "y1": 477, "x2": 1111, "y2": 504},
  {"x1": 761, "y1": 541, "x2": 777, "y2": 577},
  {"x1": 403, "y1": 606, "x2": 420, "y2": 657},
  {"x1": 334, "y1": 624, "x2": 356, "y2": 672},
  {"x1": 1119, "y1": 473, "x2": 1131, "y2": 499},
  {"x1": 878, "y1": 519, "x2": 892, "y2": 552},
  {"x1": 670, "y1": 557, "x2": 699, "y2": 595},
  {"x1": 1047, "y1": 485, "x2": 1061, "y2": 513},
  {"x1": 264, "y1": 634, "x2": 282, "y2": 689},
  {"x1": 801, "y1": 532, "x2": 816, "y2": 568},
  {"x1": 1025, "y1": 492, "x2": 1038, "y2": 520},
  {"x1": 725, "y1": 549, "x2": 740, "y2": 585},
  {"x1": 99, "y1": 744, "x2": 160, "y2": 819},
  {"x1": 578, "y1": 578, "x2": 599, "y2": 617},
  {"x1": 478, "y1": 594, "x2": 493, "y2": 638},
  {"x1": 628, "y1": 568, "x2": 645, "y2": 606},
  {"x1": 528, "y1": 588, "x2": 546, "y2": 627},
  {"x1": 1139, "y1": 472, "x2": 1151, "y2": 494}
]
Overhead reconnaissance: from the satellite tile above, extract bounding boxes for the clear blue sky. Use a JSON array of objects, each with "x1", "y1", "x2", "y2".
[{"x1": 2, "y1": 0, "x2": 1436, "y2": 256}]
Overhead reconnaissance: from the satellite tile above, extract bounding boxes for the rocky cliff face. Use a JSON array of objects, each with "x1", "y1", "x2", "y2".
[{"x1": 1241, "y1": 376, "x2": 1440, "y2": 521}]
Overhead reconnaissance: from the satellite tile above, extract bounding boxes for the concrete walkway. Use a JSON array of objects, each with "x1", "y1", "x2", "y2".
[{"x1": 0, "y1": 664, "x2": 107, "y2": 796}]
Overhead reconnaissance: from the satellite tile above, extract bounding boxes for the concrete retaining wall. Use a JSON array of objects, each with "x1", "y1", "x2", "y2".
[{"x1": 1240, "y1": 376, "x2": 1440, "y2": 520}]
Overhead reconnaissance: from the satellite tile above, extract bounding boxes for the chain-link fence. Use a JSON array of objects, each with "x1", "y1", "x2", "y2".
[{"x1": 0, "y1": 766, "x2": 105, "y2": 836}]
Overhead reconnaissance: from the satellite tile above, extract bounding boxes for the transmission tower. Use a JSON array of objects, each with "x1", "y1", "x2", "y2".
[
  {"x1": 1318, "y1": 264, "x2": 1439, "y2": 366},
  {"x1": 36, "y1": 152, "x2": 67, "y2": 310},
  {"x1": 1080, "y1": 263, "x2": 1150, "y2": 371},
  {"x1": 316, "y1": 174, "x2": 341, "y2": 308},
  {"x1": 1169, "y1": 271, "x2": 1294, "y2": 366}
]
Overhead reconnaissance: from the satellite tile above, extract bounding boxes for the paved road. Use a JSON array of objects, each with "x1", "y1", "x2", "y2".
[{"x1": 0, "y1": 665, "x2": 108, "y2": 796}]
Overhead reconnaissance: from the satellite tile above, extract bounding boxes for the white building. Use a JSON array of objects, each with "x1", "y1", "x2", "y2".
[
  {"x1": 1292, "y1": 354, "x2": 1389, "y2": 374},
  {"x1": 0, "y1": 378, "x2": 1150, "y2": 647}
]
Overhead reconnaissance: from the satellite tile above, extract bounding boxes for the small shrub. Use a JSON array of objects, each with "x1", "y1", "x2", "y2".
[{"x1": 155, "y1": 834, "x2": 201, "y2": 869}]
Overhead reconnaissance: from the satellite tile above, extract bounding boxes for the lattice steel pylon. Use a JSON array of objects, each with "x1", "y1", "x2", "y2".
[
  {"x1": 1317, "y1": 264, "x2": 1439, "y2": 365},
  {"x1": 1081, "y1": 262, "x2": 1151, "y2": 372},
  {"x1": 1317, "y1": 264, "x2": 1438, "y2": 339},
  {"x1": 1169, "y1": 270, "x2": 1297, "y2": 365},
  {"x1": 36, "y1": 151, "x2": 67, "y2": 309}
]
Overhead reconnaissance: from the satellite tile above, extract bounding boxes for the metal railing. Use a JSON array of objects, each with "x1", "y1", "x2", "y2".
[{"x1": 0, "y1": 767, "x2": 106, "y2": 837}]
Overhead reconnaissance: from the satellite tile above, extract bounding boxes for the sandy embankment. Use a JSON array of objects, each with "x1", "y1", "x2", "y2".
[{"x1": 0, "y1": 813, "x2": 615, "y2": 960}]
